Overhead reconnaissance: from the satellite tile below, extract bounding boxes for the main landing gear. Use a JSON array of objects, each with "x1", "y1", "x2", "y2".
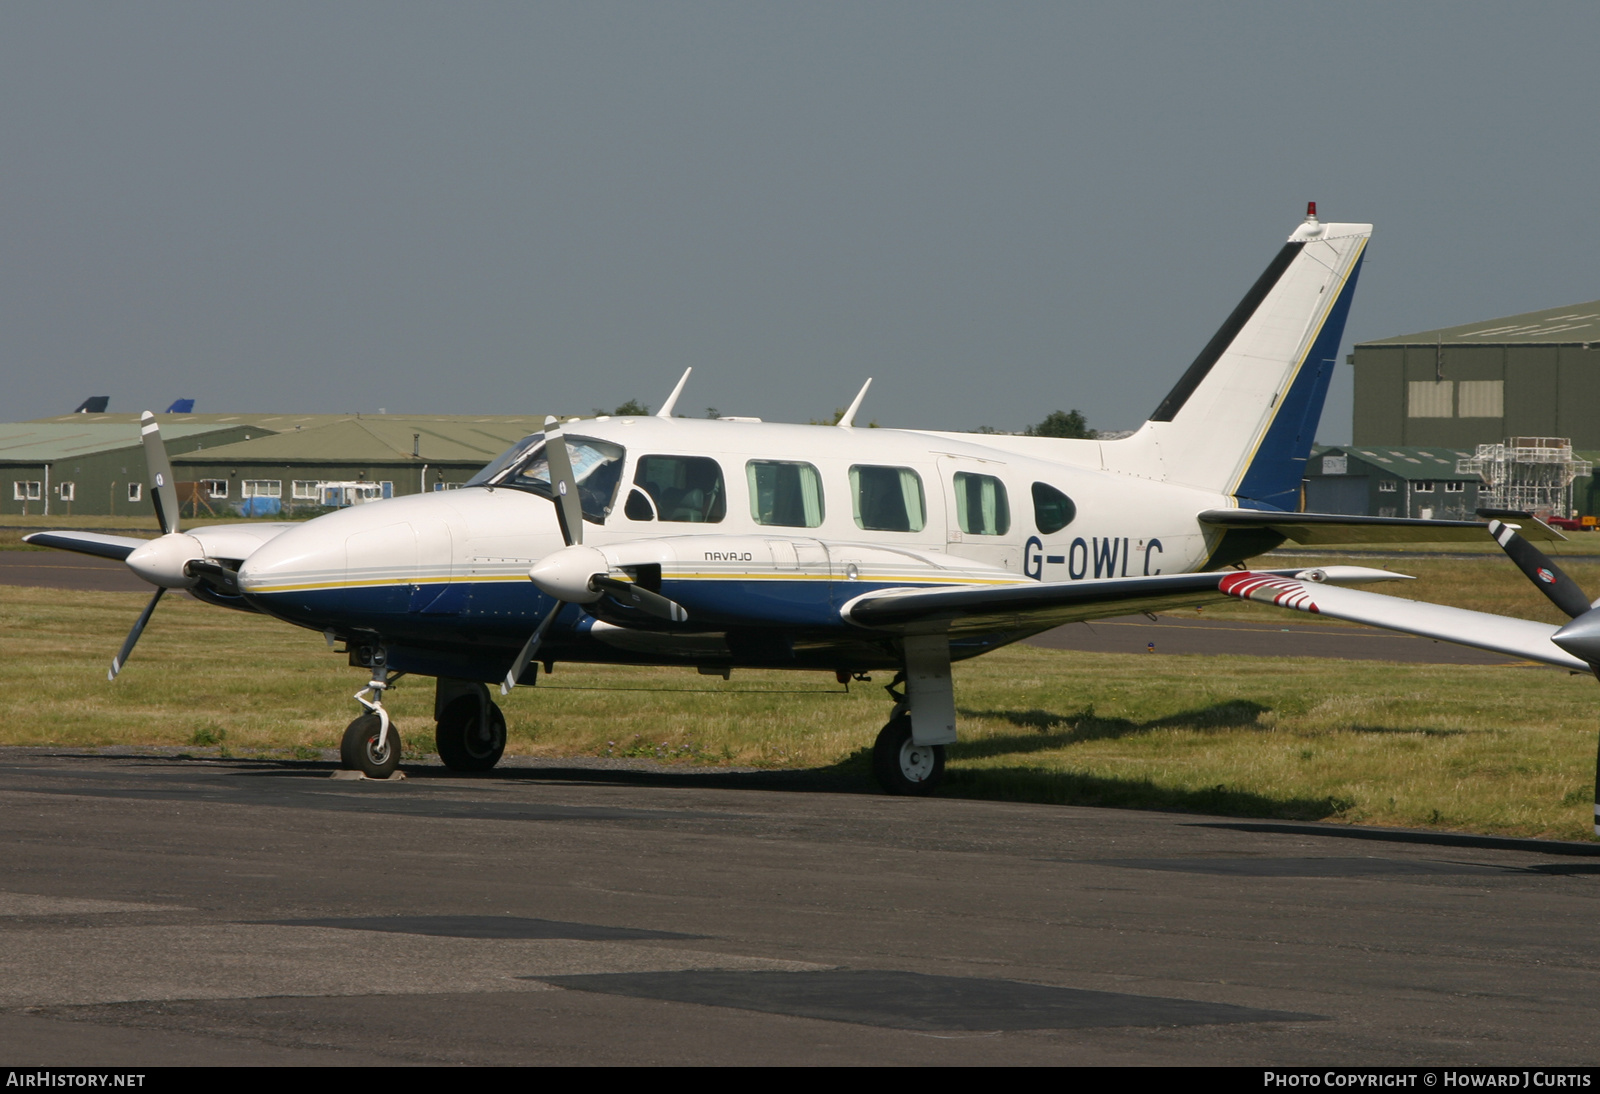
[
  {"x1": 434, "y1": 680, "x2": 507, "y2": 772},
  {"x1": 870, "y1": 634, "x2": 958, "y2": 797}
]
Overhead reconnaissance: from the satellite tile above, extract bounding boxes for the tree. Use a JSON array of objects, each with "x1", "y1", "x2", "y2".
[
  {"x1": 612, "y1": 399, "x2": 650, "y2": 416},
  {"x1": 1024, "y1": 409, "x2": 1097, "y2": 439}
]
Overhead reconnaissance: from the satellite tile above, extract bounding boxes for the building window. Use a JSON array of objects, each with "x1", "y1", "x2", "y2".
[
  {"x1": 1378, "y1": 480, "x2": 1397, "y2": 493},
  {"x1": 1444, "y1": 481, "x2": 1465, "y2": 493},
  {"x1": 292, "y1": 480, "x2": 319, "y2": 500},
  {"x1": 242, "y1": 480, "x2": 282, "y2": 498},
  {"x1": 1408, "y1": 381, "x2": 1454, "y2": 418},
  {"x1": 1457, "y1": 380, "x2": 1504, "y2": 418},
  {"x1": 13, "y1": 481, "x2": 41, "y2": 501},
  {"x1": 201, "y1": 479, "x2": 228, "y2": 499},
  {"x1": 952, "y1": 472, "x2": 1010, "y2": 536},
  {"x1": 128, "y1": 483, "x2": 143, "y2": 503},
  {"x1": 850, "y1": 465, "x2": 925, "y2": 532},
  {"x1": 1378, "y1": 506, "x2": 1397, "y2": 518},
  {"x1": 746, "y1": 460, "x2": 824, "y2": 528},
  {"x1": 1413, "y1": 481, "x2": 1435, "y2": 493},
  {"x1": 57, "y1": 482, "x2": 75, "y2": 501}
]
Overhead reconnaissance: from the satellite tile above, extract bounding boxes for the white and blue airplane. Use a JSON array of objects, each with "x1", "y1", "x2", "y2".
[{"x1": 30, "y1": 205, "x2": 1600, "y2": 820}]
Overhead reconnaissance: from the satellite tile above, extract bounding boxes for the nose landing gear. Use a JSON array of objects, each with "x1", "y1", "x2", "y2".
[{"x1": 342, "y1": 647, "x2": 402, "y2": 778}]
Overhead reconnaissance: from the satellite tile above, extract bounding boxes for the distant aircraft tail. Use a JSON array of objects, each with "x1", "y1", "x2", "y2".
[{"x1": 1103, "y1": 206, "x2": 1370, "y2": 511}]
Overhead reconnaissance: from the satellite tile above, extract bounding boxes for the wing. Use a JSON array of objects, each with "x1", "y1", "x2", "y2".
[
  {"x1": 21, "y1": 531, "x2": 152, "y2": 561},
  {"x1": 1199, "y1": 509, "x2": 1566, "y2": 544},
  {"x1": 842, "y1": 565, "x2": 1409, "y2": 637},
  {"x1": 1218, "y1": 570, "x2": 1586, "y2": 671}
]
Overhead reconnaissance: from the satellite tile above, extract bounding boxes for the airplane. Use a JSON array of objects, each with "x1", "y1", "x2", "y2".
[{"x1": 27, "y1": 204, "x2": 1594, "y2": 826}]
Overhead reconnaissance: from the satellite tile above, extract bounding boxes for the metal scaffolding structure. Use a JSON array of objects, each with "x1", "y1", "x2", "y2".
[{"x1": 1457, "y1": 437, "x2": 1592, "y2": 518}]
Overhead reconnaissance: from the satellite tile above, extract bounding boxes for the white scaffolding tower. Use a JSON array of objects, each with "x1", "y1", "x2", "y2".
[{"x1": 1457, "y1": 437, "x2": 1592, "y2": 517}]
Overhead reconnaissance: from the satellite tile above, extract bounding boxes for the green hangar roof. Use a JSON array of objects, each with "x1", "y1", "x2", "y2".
[
  {"x1": 1362, "y1": 299, "x2": 1600, "y2": 346},
  {"x1": 0, "y1": 420, "x2": 263, "y2": 462},
  {"x1": 168, "y1": 415, "x2": 550, "y2": 465}
]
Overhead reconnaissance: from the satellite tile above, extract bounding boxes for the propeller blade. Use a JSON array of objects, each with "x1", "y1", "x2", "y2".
[
  {"x1": 501, "y1": 599, "x2": 563, "y2": 695},
  {"x1": 1488, "y1": 519, "x2": 1592, "y2": 619},
  {"x1": 590, "y1": 576, "x2": 689, "y2": 623},
  {"x1": 109, "y1": 587, "x2": 166, "y2": 681},
  {"x1": 542, "y1": 416, "x2": 584, "y2": 547},
  {"x1": 141, "y1": 411, "x2": 180, "y2": 536}
]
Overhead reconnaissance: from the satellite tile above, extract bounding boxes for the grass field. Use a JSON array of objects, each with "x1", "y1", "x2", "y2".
[{"x1": 3, "y1": 572, "x2": 1597, "y2": 841}]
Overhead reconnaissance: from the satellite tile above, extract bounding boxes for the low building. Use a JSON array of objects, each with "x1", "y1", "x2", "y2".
[
  {"x1": 1304, "y1": 445, "x2": 1484, "y2": 519},
  {"x1": 0, "y1": 417, "x2": 273, "y2": 518}
]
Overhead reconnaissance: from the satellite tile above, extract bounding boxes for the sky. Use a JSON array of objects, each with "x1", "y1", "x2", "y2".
[{"x1": 2, "y1": 3, "x2": 1597, "y2": 441}]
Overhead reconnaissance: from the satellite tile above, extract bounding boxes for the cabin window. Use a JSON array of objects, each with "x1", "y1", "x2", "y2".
[
  {"x1": 850, "y1": 465, "x2": 925, "y2": 532},
  {"x1": 624, "y1": 488, "x2": 657, "y2": 521},
  {"x1": 747, "y1": 461, "x2": 824, "y2": 528},
  {"x1": 953, "y1": 472, "x2": 1009, "y2": 536},
  {"x1": 127, "y1": 483, "x2": 142, "y2": 503},
  {"x1": 486, "y1": 435, "x2": 627, "y2": 523},
  {"x1": 633, "y1": 455, "x2": 726, "y2": 523},
  {"x1": 13, "y1": 482, "x2": 41, "y2": 501},
  {"x1": 242, "y1": 480, "x2": 282, "y2": 498},
  {"x1": 1031, "y1": 482, "x2": 1076, "y2": 534}
]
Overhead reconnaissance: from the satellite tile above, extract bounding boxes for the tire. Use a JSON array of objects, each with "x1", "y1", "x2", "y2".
[
  {"x1": 872, "y1": 713, "x2": 945, "y2": 796},
  {"x1": 434, "y1": 696, "x2": 507, "y2": 773},
  {"x1": 341, "y1": 713, "x2": 402, "y2": 779}
]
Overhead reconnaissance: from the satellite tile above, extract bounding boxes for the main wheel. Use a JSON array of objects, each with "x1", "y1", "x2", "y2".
[
  {"x1": 434, "y1": 696, "x2": 507, "y2": 772},
  {"x1": 872, "y1": 713, "x2": 945, "y2": 796},
  {"x1": 341, "y1": 713, "x2": 402, "y2": 779}
]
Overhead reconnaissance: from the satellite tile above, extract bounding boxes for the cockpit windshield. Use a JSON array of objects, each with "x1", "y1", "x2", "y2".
[
  {"x1": 467, "y1": 433, "x2": 626, "y2": 524},
  {"x1": 466, "y1": 432, "x2": 545, "y2": 488}
]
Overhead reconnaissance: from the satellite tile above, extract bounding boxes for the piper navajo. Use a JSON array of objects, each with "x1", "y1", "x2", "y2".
[{"x1": 28, "y1": 205, "x2": 1597, "y2": 824}]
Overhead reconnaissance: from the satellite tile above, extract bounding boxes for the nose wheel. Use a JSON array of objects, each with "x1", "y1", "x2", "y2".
[
  {"x1": 341, "y1": 713, "x2": 403, "y2": 778},
  {"x1": 872, "y1": 712, "x2": 945, "y2": 796}
]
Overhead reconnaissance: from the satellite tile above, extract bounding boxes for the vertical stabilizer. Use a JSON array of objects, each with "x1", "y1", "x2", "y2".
[{"x1": 1105, "y1": 208, "x2": 1370, "y2": 510}]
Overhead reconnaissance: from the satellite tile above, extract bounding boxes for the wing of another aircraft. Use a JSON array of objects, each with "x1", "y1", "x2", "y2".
[
  {"x1": 842, "y1": 565, "x2": 1409, "y2": 637},
  {"x1": 1198, "y1": 510, "x2": 1566, "y2": 544}
]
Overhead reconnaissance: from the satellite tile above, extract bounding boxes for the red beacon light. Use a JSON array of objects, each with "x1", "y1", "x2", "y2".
[{"x1": 1306, "y1": 201, "x2": 1318, "y2": 221}]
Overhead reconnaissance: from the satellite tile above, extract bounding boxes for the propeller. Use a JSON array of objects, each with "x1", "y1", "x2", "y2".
[
  {"x1": 501, "y1": 417, "x2": 687, "y2": 694},
  {"x1": 1487, "y1": 519, "x2": 1600, "y2": 835},
  {"x1": 108, "y1": 412, "x2": 224, "y2": 680}
]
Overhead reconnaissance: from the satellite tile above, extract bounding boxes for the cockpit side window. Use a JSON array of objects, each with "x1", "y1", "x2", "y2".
[
  {"x1": 474, "y1": 434, "x2": 626, "y2": 524},
  {"x1": 634, "y1": 455, "x2": 726, "y2": 523}
]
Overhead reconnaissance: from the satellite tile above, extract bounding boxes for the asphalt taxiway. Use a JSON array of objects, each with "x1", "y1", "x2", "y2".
[{"x1": 1, "y1": 750, "x2": 1597, "y2": 1065}]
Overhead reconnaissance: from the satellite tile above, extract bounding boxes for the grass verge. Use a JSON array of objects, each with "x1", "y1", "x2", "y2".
[{"x1": 3, "y1": 584, "x2": 1596, "y2": 840}]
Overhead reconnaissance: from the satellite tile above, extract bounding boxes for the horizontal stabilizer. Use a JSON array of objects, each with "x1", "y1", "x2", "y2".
[
  {"x1": 1219, "y1": 571, "x2": 1585, "y2": 671},
  {"x1": 1199, "y1": 510, "x2": 1566, "y2": 544}
]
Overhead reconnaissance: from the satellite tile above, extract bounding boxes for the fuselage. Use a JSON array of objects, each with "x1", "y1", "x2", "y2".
[{"x1": 233, "y1": 415, "x2": 1239, "y2": 680}]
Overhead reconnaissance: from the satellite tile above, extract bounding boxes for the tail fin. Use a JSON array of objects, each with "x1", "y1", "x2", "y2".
[{"x1": 1106, "y1": 207, "x2": 1370, "y2": 510}]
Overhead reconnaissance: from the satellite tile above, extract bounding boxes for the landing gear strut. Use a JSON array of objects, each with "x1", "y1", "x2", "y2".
[
  {"x1": 869, "y1": 635, "x2": 957, "y2": 796},
  {"x1": 341, "y1": 646, "x2": 403, "y2": 778}
]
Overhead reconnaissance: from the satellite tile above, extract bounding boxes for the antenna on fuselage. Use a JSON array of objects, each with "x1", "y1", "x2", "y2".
[
  {"x1": 837, "y1": 378, "x2": 873, "y2": 428},
  {"x1": 656, "y1": 368, "x2": 693, "y2": 418}
]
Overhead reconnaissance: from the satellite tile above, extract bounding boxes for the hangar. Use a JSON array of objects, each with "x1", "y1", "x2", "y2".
[
  {"x1": 1351, "y1": 299, "x2": 1600, "y2": 449},
  {"x1": 3, "y1": 412, "x2": 547, "y2": 518}
]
